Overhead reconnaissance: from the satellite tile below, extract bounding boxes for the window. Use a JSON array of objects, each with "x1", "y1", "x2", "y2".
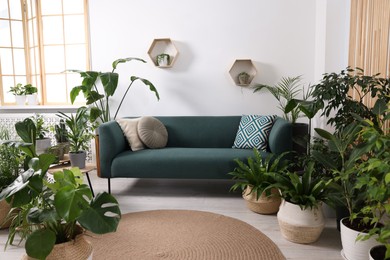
[{"x1": 0, "y1": 0, "x2": 89, "y2": 105}]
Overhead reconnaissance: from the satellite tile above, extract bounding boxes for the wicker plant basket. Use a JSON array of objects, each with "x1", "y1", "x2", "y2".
[
  {"x1": 277, "y1": 200, "x2": 325, "y2": 244},
  {"x1": 0, "y1": 199, "x2": 11, "y2": 229},
  {"x1": 243, "y1": 186, "x2": 281, "y2": 215},
  {"x1": 23, "y1": 233, "x2": 93, "y2": 260}
]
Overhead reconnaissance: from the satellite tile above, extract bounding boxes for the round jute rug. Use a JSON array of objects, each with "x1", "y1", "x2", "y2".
[{"x1": 86, "y1": 210, "x2": 285, "y2": 260}]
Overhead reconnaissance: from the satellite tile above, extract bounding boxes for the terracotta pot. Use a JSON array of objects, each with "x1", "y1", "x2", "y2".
[
  {"x1": 242, "y1": 186, "x2": 281, "y2": 214},
  {"x1": 0, "y1": 199, "x2": 11, "y2": 229},
  {"x1": 340, "y1": 217, "x2": 380, "y2": 260},
  {"x1": 277, "y1": 200, "x2": 325, "y2": 244}
]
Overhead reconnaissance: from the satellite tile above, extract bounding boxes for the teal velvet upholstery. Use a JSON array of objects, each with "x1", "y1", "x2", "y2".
[{"x1": 98, "y1": 116, "x2": 292, "y2": 179}]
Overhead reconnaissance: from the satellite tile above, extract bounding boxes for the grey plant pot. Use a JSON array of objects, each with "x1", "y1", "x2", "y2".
[
  {"x1": 69, "y1": 151, "x2": 86, "y2": 169},
  {"x1": 36, "y1": 138, "x2": 52, "y2": 155}
]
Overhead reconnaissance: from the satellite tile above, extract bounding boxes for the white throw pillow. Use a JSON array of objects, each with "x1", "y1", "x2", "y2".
[{"x1": 116, "y1": 118, "x2": 145, "y2": 151}]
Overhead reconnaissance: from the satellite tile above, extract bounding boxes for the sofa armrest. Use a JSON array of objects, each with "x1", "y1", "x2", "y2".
[
  {"x1": 98, "y1": 121, "x2": 128, "y2": 178},
  {"x1": 268, "y1": 117, "x2": 292, "y2": 155}
]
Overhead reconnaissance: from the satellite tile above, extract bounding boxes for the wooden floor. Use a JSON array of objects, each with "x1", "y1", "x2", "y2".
[{"x1": 0, "y1": 172, "x2": 343, "y2": 260}]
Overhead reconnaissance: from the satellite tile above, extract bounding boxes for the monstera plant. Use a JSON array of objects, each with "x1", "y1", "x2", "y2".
[{"x1": 0, "y1": 153, "x2": 121, "y2": 259}]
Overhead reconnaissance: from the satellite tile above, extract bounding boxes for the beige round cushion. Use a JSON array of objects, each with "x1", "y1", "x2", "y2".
[{"x1": 137, "y1": 116, "x2": 168, "y2": 148}]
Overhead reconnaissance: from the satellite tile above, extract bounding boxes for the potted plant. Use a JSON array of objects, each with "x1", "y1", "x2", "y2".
[
  {"x1": 253, "y1": 76, "x2": 310, "y2": 155},
  {"x1": 156, "y1": 53, "x2": 170, "y2": 66},
  {"x1": 0, "y1": 141, "x2": 24, "y2": 229},
  {"x1": 237, "y1": 72, "x2": 250, "y2": 85},
  {"x1": 68, "y1": 57, "x2": 159, "y2": 124},
  {"x1": 24, "y1": 84, "x2": 38, "y2": 105},
  {"x1": 48, "y1": 119, "x2": 70, "y2": 160},
  {"x1": 57, "y1": 107, "x2": 93, "y2": 169},
  {"x1": 229, "y1": 149, "x2": 288, "y2": 214},
  {"x1": 0, "y1": 153, "x2": 121, "y2": 259},
  {"x1": 29, "y1": 114, "x2": 51, "y2": 155},
  {"x1": 313, "y1": 122, "x2": 381, "y2": 260},
  {"x1": 271, "y1": 161, "x2": 332, "y2": 244},
  {"x1": 9, "y1": 83, "x2": 26, "y2": 105}
]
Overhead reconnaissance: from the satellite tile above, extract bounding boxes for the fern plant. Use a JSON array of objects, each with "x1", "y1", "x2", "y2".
[{"x1": 229, "y1": 149, "x2": 288, "y2": 200}]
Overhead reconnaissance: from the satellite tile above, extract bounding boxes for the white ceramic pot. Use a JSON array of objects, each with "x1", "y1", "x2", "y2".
[
  {"x1": 340, "y1": 217, "x2": 380, "y2": 260},
  {"x1": 243, "y1": 186, "x2": 281, "y2": 214},
  {"x1": 15, "y1": 95, "x2": 26, "y2": 105},
  {"x1": 36, "y1": 138, "x2": 52, "y2": 155},
  {"x1": 26, "y1": 93, "x2": 38, "y2": 105},
  {"x1": 277, "y1": 200, "x2": 325, "y2": 244}
]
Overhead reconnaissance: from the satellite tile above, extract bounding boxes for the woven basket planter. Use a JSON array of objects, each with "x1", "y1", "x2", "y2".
[
  {"x1": 277, "y1": 200, "x2": 325, "y2": 244},
  {"x1": 0, "y1": 199, "x2": 11, "y2": 229},
  {"x1": 243, "y1": 186, "x2": 281, "y2": 215},
  {"x1": 22, "y1": 233, "x2": 93, "y2": 260}
]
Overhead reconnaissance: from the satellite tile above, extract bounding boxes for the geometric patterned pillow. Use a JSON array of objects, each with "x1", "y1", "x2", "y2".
[{"x1": 232, "y1": 115, "x2": 277, "y2": 151}]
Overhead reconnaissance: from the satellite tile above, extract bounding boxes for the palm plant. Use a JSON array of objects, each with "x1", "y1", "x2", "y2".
[{"x1": 253, "y1": 76, "x2": 303, "y2": 123}]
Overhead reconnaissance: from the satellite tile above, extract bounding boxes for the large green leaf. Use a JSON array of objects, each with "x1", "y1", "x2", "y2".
[
  {"x1": 0, "y1": 169, "x2": 34, "y2": 200},
  {"x1": 130, "y1": 76, "x2": 160, "y2": 100},
  {"x1": 89, "y1": 106, "x2": 102, "y2": 123},
  {"x1": 28, "y1": 207, "x2": 58, "y2": 224},
  {"x1": 372, "y1": 99, "x2": 388, "y2": 116},
  {"x1": 54, "y1": 184, "x2": 92, "y2": 222},
  {"x1": 112, "y1": 57, "x2": 146, "y2": 70},
  {"x1": 70, "y1": 86, "x2": 82, "y2": 104},
  {"x1": 100, "y1": 72, "x2": 119, "y2": 97},
  {"x1": 25, "y1": 229, "x2": 56, "y2": 260},
  {"x1": 86, "y1": 90, "x2": 104, "y2": 105},
  {"x1": 78, "y1": 192, "x2": 121, "y2": 234}
]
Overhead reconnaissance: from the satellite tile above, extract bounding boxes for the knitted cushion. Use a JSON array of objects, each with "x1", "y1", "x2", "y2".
[
  {"x1": 138, "y1": 116, "x2": 168, "y2": 149},
  {"x1": 116, "y1": 118, "x2": 145, "y2": 151},
  {"x1": 233, "y1": 115, "x2": 276, "y2": 151}
]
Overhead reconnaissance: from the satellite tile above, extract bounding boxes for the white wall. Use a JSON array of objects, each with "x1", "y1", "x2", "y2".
[{"x1": 88, "y1": 0, "x2": 350, "y2": 118}]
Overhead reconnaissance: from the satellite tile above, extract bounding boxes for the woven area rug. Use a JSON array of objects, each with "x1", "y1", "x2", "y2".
[{"x1": 86, "y1": 210, "x2": 285, "y2": 260}]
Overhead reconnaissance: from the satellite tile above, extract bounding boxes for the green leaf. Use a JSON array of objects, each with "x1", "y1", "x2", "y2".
[
  {"x1": 372, "y1": 99, "x2": 387, "y2": 116},
  {"x1": 70, "y1": 86, "x2": 82, "y2": 104},
  {"x1": 314, "y1": 128, "x2": 333, "y2": 140},
  {"x1": 385, "y1": 173, "x2": 390, "y2": 184},
  {"x1": 25, "y1": 229, "x2": 56, "y2": 260},
  {"x1": 112, "y1": 57, "x2": 146, "y2": 70},
  {"x1": 0, "y1": 169, "x2": 35, "y2": 200},
  {"x1": 89, "y1": 106, "x2": 102, "y2": 123},
  {"x1": 285, "y1": 99, "x2": 298, "y2": 113},
  {"x1": 130, "y1": 77, "x2": 160, "y2": 100},
  {"x1": 78, "y1": 192, "x2": 121, "y2": 234},
  {"x1": 38, "y1": 153, "x2": 56, "y2": 173},
  {"x1": 100, "y1": 72, "x2": 119, "y2": 97},
  {"x1": 86, "y1": 91, "x2": 104, "y2": 105},
  {"x1": 55, "y1": 184, "x2": 92, "y2": 222}
]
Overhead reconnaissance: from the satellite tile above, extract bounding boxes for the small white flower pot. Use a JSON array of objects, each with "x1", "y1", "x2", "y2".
[
  {"x1": 26, "y1": 93, "x2": 38, "y2": 105},
  {"x1": 15, "y1": 95, "x2": 26, "y2": 106}
]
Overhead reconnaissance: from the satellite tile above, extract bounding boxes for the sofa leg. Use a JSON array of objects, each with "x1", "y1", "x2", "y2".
[{"x1": 108, "y1": 177, "x2": 111, "y2": 194}]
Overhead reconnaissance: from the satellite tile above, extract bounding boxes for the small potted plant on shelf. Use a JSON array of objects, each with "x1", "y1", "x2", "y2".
[
  {"x1": 229, "y1": 149, "x2": 288, "y2": 214},
  {"x1": 156, "y1": 53, "x2": 170, "y2": 67},
  {"x1": 28, "y1": 114, "x2": 51, "y2": 155},
  {"x1": 9, "y1": 83, "x2": 26, "y2": 105},
  {"x1": 48, "y1": 119, "x2": 70, "y2": 161},
  {"x1": 271, "y1": 161, "x2": 332, "y2": 244},
  {"x1": 0, "y1": 154, "x2": 121, "y2": 260},
  {"x1": 24, "y1": 84, "x2": 38, "y2": 105},
  {"x1": 57, "y1": 107, "x2": 94, "y2": 169},
  {"x1": 237, "y1": 72, "x2": 250, "y2": 85}
]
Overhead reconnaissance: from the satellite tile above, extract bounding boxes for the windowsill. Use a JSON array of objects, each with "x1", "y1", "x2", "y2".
[{"x1": 0, "y1": 105, "x2": 80, "y2": 114}]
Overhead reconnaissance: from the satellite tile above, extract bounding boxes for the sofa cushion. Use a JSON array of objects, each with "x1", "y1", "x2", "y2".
[
  {"x1": 116, "y1": 118, "x2": 145, "y2": 151},
  {"x1": 138, "y1": 116, "x2": 168, "y2": 148},
  {"x1": 233, "y1": 115, "x2": 276, "y2": 151}
]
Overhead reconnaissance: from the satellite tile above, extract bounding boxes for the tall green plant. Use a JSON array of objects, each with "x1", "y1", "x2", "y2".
[
  {"x1": 312, "y1": 67, "x2": 390, "y2": 133},
  {"x1": 69, "y1": 57, "x2": 159, "y2": 124},
  {"x1": 253, "y1": 76, "x2": 304, "y2": 123}
]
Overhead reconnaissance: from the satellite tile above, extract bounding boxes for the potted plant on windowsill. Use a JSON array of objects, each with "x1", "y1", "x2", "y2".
[
  {"x1": 9, "y1": 83, "x2": 26, "y2": 106},
  {"x1": 271, "y1": 161, "x2": 332, "y2": 244},
  {"x1": 0, "y1": 153, "x2": 121, "y2": 260},
  {"x1": 24, "y1": 84, "x2": 38, "y2": 105},
  {"x1": 57, "y1": 107, "x2": 94, "y2": 169},
  {"x1": 229, "y1": 149, "x2": 288, "y2": 214}
]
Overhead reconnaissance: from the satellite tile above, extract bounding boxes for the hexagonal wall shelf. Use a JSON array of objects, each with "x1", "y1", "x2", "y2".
[
  {"x1": 147, "y1": 38, "x2": 179, "y2": 68},
  {"x1": 228, "y1": 59, "x2": 257, "y2": 86}
]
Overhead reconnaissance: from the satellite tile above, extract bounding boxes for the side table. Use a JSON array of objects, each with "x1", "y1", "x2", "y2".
[{"x1": 48, "y1": 163, "x2": 97, "y2": 197}]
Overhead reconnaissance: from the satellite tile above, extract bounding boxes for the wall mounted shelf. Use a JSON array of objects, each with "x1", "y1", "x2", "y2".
[
  {"x1": 147, "y1": 38, "x2": 179, "y2": 68},
  {"x1": 228, "y1": 59, "x2": 257, "y2": 86}
]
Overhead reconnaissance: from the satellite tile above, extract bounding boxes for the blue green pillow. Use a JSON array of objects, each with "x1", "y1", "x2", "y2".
[{"x1": 233, "y1": 115, "x2": 277, "y2": 151}]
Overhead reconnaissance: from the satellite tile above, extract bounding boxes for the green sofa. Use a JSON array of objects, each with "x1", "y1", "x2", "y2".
[{"x1": 98, "y1": 116, "x2": 292, "y2": 192}]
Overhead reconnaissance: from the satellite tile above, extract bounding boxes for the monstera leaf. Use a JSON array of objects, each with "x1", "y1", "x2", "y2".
[{"x1": 77, "y1": 192, "x2": 121, "y2": 234}]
